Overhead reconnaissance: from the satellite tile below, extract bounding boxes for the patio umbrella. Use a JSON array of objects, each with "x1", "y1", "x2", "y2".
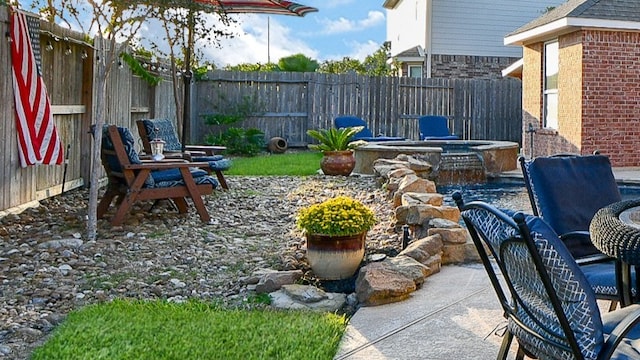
[{"x1": 178, "y1": 0, "x2": 318, "y2": 148}]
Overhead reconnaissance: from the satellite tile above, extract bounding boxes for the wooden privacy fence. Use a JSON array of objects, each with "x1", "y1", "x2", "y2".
[
  {"x1": 193, "y1": 70, "x2": 522, "y2": 147},
  {"x1": 0, "y1": 7, "x2": 176, "y2": 214},
  {"x1": 0, "y1": 6, "x2": 522, "y2": 214}
]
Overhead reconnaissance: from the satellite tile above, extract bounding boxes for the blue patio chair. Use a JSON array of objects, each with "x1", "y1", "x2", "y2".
[
  {"x1": 454, "y1": 192, "x2": 640, "y2": 360},
  {"x1": 520, "y1": 154, "x2": 636, "y2": 308},
  {"x1": 334, "y1": 116, "x2": 404, "y2": 142},
  {"x1": 418, "y1": 115, "x2": 459, "y2": 140}
]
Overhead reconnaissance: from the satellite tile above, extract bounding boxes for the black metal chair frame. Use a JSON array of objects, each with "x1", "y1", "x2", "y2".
[
  {"x1": 518, "y1": 154, "x2": 630, "y2": 309},
  {"x1": 453, "y1": 192, "x2": 640, "y2": 360}
]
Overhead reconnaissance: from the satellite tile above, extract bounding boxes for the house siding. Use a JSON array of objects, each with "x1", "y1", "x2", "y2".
[
  {"x1": 430, "y1": 0, "x2": 564, "y2": 58},
  {"x1": 386, "y1": 0, "x2": 427, "y2": 60}
]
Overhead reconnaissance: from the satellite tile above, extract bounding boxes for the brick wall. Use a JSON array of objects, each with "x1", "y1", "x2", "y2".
[
  {"x1": 522, "y1": 44, "x2": 543, "y2": 158},
  {"x1": 431, "y1": 54, "x2": 518, "y2": 79},
  {"x1": 522, "y1": 29, "x2": 640, "y2": 166},
  {"x1": 581, "y1": 30, "x2": 640, "y2": 166},
  {"x1": 558, "y1": 32, "x2": 583, "y2": 150}
]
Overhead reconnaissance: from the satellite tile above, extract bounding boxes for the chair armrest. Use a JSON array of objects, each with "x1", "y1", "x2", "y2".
[
  {"x1": 124, "y1": 161, "x2": 210, "y2": 170},
  {"x1": 560, "y1": 230, "x2": 591, "y2": 241},
  {"x1": 598, "y1": 305, "x2": 640, "y2": 359},
  {"x1": 184, "y1": 145, "x2": 226, "y2": 155},
  {"x1": 575, "y1": 253, "x2": 613, "y2": 265}
]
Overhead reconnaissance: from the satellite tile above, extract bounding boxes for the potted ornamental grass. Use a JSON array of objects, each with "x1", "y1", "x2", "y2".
[
  {"x1": 306, "y1": 126, "x2": 365, "y2": 176},
  {"x1": 296, "y1": 196, "x2": 376, "y2": 279}
]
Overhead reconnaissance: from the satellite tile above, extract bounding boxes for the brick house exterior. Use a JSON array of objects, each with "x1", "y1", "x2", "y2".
[{"x1": 505, "y1": 0, "x2": 640, "y2": 166}]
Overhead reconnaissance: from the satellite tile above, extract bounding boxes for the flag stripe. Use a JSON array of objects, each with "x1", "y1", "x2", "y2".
[{"x1": 10, "y1": 9, "x2": 63, "y2": 167}]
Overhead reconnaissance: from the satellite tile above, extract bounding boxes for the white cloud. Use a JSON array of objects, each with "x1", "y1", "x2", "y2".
[
  {"x1": 317, "y1": 10, "x2": 385, "y2": 35},
  {"x1": 322, "y1": 39, "x2": 381, "y2": 62},
  {"x1": 202, "y1": 15, "x2": 317, "y2": 66}
]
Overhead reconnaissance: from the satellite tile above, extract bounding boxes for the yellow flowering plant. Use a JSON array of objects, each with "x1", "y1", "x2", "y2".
[{"x1": 296, "y1": 196, "x2": 376, "y2": 237}]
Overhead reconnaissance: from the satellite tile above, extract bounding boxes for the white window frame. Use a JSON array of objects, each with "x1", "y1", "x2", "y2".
[
  {"x1": 408, "y1": 65, "x2": 423, "y2": 78},
  {"x1": 543, "y1": 40, "x2": 559, "y2": 129}
]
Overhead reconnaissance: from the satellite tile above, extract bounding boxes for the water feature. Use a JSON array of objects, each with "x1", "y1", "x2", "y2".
[
  {"x1": 438, "y1": 181, "x2": 640, "y2": 214},
  {"x1": 354, "y1": 140, "x2": 519, "y2": 185}
]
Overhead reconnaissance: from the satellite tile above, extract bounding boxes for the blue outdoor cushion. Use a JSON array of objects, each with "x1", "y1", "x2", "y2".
[
  {"x1": 418, "y1": 115, "x2": 459, "y2": 140},
  {"x1": 508, "y1": 214, "x2": 603, "y2": 359},
  {"x1": 526, "y1": 155, "x2": 621, "y2": 257},
  {"x1": 334, "y1": 116, "x2": 404, "y2": 142},
  {"x1": 141, "y1": 118, "x2": 182, "y2": 151},
  {"x1": 191, "y1": 156, "x2": 233, "y2": 171},
  {"x1": 152, "y1": 168, "x2": 218, "y2": 189}
]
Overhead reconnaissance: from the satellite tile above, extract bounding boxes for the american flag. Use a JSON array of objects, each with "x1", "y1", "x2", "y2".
[{"x1": 10, "y1": 9, "x2": 63, "y2": 167}]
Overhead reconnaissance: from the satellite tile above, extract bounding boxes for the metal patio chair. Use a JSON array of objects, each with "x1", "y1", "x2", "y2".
[
  {"x1": 520, "y1": 154, "x2": 635, "y2": 308},
  {"x1": 454, "y1": 192, "x2": 640, "y2": 360}
]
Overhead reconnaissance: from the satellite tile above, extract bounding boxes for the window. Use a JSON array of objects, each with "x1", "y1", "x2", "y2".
[
  {"x1": 408, "y1": 65, "x2": 423, "y2": 78},
  {"x1": 544, "y1": 41, "x2": 559, "y2": 129}
]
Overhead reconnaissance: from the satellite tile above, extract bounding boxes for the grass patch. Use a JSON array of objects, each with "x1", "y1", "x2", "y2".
[
  {"x1": 32, "y1": 300, "x2": 347, "y2": 360},
  {"x1": 226, "y1": 151, "x2": 322, "y2": 176}
]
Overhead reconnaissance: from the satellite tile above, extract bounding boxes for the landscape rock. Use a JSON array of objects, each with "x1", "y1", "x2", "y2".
[
  {"x1": 398, "y1": 234, "x2": 443, "y2": 264},
  {"x1": 269, "y1": 286, "x2": 347, "y2": 312},
  {"x1": 254, "y1": 270, "x2": 304, "y2": 294},
  {"x1": 355, "y1": 261, "x2": 417, "y2": 306}
]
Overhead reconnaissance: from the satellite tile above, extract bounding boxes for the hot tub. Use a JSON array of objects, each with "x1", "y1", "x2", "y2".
[{"x1": 353, "y1": 140, "x2": 519, "y2": 185}]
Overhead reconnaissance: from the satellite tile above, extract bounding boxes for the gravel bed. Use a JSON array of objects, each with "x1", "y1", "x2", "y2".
[{"x1": 0, "y1": 175, "x2": 399, "y2": 359}]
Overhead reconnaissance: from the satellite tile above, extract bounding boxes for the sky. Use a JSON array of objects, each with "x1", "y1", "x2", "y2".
[{"x1": 176, "y1": 0, "x2": 387, "y2": 67}]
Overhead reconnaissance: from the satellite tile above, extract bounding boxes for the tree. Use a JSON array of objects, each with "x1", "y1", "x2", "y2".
[
  {"x1": 140, "y1": 3, "x2": 235, "y2": 130},
  {"x1": 318, "y1": 57, "x2": 365, "y2": 74},
  {"x1": 362, "y1": 42, "x2": 395, "y2": 76},
  {"x1": 224, "y1": 62, "x2": 279, "y2": 72},
  {"x1": 30, "y1": 0, "x2": 155, "y2": 241},
  {"x1": 317, "y1": 43, "x2": 396, "y2": 76},
  {"x1": 277, "y1": 53, "x2": 319, "y2": 72}
]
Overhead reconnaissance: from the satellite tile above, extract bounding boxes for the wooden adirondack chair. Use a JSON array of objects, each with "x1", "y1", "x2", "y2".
[
  {"x1": 97, "y1": 125, "x2": 218, "y2": 226},
  {"x1": 136, "y1": 118, "x2": 230, "y2": 189}
]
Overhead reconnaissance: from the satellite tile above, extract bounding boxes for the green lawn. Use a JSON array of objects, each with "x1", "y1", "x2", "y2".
[
  {"x1": 226, "y1": 151, "x2": 322, "y2": 176},
  {"x1": 32, "y1": 300, "x2": 346, "y2": 360}
]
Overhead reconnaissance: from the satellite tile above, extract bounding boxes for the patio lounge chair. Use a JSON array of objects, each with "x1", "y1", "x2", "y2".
[
  {"x1": 418, "y1": 115, "x2": 459, "y2": 140},
  {"x1": 454, "y1": 192, "x2": 640, "y2": 360},
  {"x1": 334, "y1": 116, "x2": 404, "y2": 142},
  {"x1": 98, "y1": 125, "x2": 218, "y2": 226},
  {"x1": 520, "y1": 154, "x2": 635, "y2": 308},
  {"x1": 136, "y1": 118, "x2": 231, "y2": 189}
]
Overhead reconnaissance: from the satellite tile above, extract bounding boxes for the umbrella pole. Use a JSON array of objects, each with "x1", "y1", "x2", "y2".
[{"x1": 182, "y1": 8, "x2": 195, "y2": 152}]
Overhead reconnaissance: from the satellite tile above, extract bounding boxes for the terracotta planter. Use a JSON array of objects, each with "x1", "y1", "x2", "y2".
[
  {"x1": 321, "y1": 151, "x2": 356, "y2": 176},
  {"x1": 306, "y1": 232, "x2": 366, "y2": 280}
]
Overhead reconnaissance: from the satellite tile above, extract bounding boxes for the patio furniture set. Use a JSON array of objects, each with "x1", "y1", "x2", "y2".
[
  {"x1": 455, "y1": 153, "x2": 640, "y2": 359},
  {"x1": 96, "y1": 120, "x2": 232, "y2": 226}
]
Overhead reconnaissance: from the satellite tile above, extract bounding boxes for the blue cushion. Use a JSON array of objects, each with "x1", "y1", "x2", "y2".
[
  {"x1": 191, "y1": 156, "x2": 232, "y2": 171},
  {"x1": 525, "y1": 155, "x2": 621, "y2": 257},
  {"x1": 507, "y1": 214, "x2": 603, "y2": 359},
  {"x1": 418, "y1": 115, "x2": 459, "y2": 140},
  {"x1": 141, "y1": 118, "x2": 182, "y2": 151},
  {"x1": 334, "y1": 116, "x2": 374, "y2": 138},
  {"x1": 151, "y1": 168, "x2": 218, "y2": 189},
  {"x1": 102, "y1": 126, "x2": 155, "y2": 188},
  {"x1": 334, "y1": 116, "x2": 405, "y2": 142}
]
